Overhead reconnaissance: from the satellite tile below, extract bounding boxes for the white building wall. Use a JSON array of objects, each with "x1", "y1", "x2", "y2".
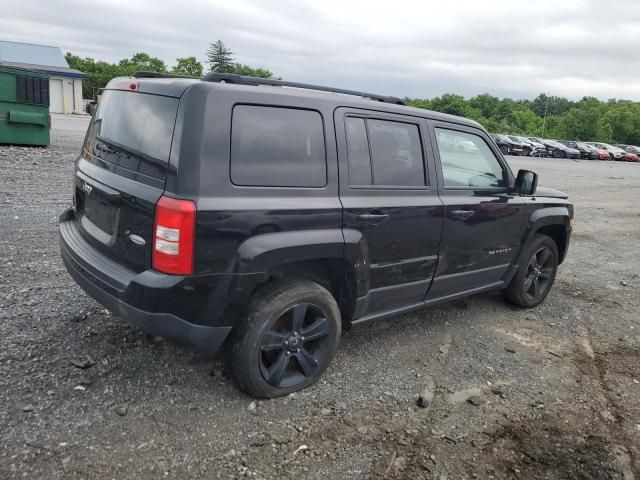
[
  {"x1": 49, "y1": 75, "x2": 84, "y2": 114},
  {"x1": 73, "y1": 78, "x2": 83, "y2": 113}
]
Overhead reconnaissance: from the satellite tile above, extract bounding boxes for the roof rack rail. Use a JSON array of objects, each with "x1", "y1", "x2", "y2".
[
  {"x1": 132, "y1": 71, "x2": 199, "y2": 79},
  {"x1": 202, "y1": 73, "x2": 405, "y2": 105}
]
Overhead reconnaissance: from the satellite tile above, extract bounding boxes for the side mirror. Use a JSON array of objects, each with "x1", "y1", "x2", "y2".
[{"x1": 515, "y1": 169, "x2": 538, "y2": 195}]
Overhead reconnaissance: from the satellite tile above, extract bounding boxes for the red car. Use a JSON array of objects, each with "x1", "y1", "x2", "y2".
[
  {"x1": 623, "y1": 152, "x2": 639, "y2": 162},
  {"x1": 592, "y1": 148, "x2": 610, "y2": 160}
]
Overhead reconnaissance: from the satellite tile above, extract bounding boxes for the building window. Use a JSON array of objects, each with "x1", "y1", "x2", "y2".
[{"x1": 16, "y1": 75, "x2": 50, "y2": 106}]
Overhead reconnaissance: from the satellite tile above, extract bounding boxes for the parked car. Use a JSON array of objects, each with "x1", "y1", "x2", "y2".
[
  {"x1": 491, "y1": 133, "x2": 525, "y2": 156},
  {"x1": 619, "y1": 144, "x2": 640, "y2": 157},
  {"x1": 59, "y1": 72, "x2": 574, "y2": 397},
  {"x1": 586, "y1": 142, "x2": 625, "y2": 160},
  {"x1": 515, "y1": 136, "x2": 546, "y2": 156},
  {"x1": 583, "y1": 143, "x2": 611, "y2": 160},
  {"x1": 559, "y1": 140, "x2": 597, "y2": 160},
  {"x1": 623, "y1": 151, "x2": 639, "y2": 162},
  {"x1": 505, "y1": 136, "x2": 532, "y2": 155},
  {"x1": 520, "y1": 137, "x2": 548, "y2": 156},
  {"x1": 527, "y1": 137, "x2": 557, "y2": 157},
  {"x1": 539, "y1": 139, "x2": 580, "y2": 159}
]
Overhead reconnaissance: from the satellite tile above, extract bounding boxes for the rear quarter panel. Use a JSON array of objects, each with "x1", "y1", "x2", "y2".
[{"x1": 173, "y1": 84, "x2": 343, "y2": 275}]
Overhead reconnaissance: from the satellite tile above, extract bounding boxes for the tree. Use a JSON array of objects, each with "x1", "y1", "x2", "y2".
[
  {"x1": 231, "y1": 63, "x2": 274, "y2": 78},
  {"x1": 531, "y1": 94, "x2": 574, "y2": 117},
  {"x1": 206, "y1": 40, "x2": 234, "y2": 73},
  {"x1": 469, "y1": 93, "x2": 500, "y2": 119},
  {"x1": 118, "y1": 52, "x2": 167, "y2": 75},
  {"x1": 172, "y1": 56, "x2": 203, "y2": 77},
  {"x1": 66, "y1": 53, "x2": 123, "y2": 98},
  {"x1": 425, "y1": 94, "x2": 470, "y2": 117}
]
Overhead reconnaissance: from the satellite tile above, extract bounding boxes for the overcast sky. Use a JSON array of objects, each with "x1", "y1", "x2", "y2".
[{"x1": 2, "y1": 0, "x2": 640, "y2": 100}]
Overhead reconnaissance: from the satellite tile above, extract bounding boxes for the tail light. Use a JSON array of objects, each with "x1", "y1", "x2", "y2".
[{"x1": 152, "y1": 196, "x2": 196, "y2": 275}]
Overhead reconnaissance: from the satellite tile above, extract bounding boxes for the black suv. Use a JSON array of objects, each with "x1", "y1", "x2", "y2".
[{"x1": 59, "y1": 73, "x2": 573, "y2": 398}]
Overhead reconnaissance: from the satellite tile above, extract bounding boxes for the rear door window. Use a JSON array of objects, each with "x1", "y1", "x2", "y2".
[
  {"x1": 230, "y1": 105, "x2": 326, "y2": 187},
  {"x1": 345, "y1": 117, "x2": 426, "y2": 187}
]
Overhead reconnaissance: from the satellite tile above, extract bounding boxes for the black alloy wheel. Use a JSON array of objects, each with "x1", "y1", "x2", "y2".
[
  {"x1": 258, "y1": 303, "x2": 332, "y2": 388},
  {"x1": 523, "y1": 247, "x2": 554, "y2": 302},
  {"x1": 502, "y1": 234, "x2": 559, "y2": 308},
  {"x1": 224, "y1": 280, "x2": 341, "y2": 398}
]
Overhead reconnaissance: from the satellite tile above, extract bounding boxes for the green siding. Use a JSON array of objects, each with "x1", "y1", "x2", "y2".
[
  {"x1": 0, "y1": 66, "x2": 50, "y2": 146},
  {"x1": 0, "y1": 72, "x2": 17, "y2": 102}
]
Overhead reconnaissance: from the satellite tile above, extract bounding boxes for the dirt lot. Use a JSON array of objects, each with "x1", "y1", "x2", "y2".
[{"x1": 1, "y1": 119, "x2": 640, "y2": 479}]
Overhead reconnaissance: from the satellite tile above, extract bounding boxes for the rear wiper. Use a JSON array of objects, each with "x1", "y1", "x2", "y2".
[{"x1": 96, "y1": 137, "x2": 131, "y2": 158}]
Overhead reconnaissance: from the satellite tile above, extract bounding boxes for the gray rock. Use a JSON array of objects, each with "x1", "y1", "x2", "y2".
[
  {"x1": 70, "y1": 357, "x2": 96, "y2": 370},
  {"x1": 467, "y1": 395, "x2": 486, "y2": 406},
  {"x1": 417, "y1": 380, "x2": 435, "y2": 408},
  {"x1": 114, "y1": 404, "x2": 128, "y2": 416}
]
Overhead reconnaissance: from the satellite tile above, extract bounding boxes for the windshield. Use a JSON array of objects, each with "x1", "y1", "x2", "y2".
[{"x1": 88, "y1": 90, "x2": 179, "y2": 163}]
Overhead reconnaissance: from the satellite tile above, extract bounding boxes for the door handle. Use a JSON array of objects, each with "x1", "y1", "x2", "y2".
[
  {"x1": 449, "y1": 209, "x2": 475, "y2": 221},
  {"x1": 357, "y1": 212, "x2": 389, "y2": 225}
]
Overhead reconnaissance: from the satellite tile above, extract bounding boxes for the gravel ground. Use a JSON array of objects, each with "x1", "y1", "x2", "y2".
[{"x1": 1, "y1": 121, "x2": 640, "y2": 479}]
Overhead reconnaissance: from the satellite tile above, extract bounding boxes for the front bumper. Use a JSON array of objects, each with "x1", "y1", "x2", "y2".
[{"x1": 59, "y1": 208, "x2": 232, "y2": 352}]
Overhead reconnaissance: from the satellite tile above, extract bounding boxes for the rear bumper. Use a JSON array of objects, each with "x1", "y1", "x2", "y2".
[{"x1": 59, "y1": 208, "x2": 231, "y2": 352}]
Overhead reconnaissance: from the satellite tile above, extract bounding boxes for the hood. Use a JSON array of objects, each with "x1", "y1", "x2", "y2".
[{"x1": 535, "y1": 186, "x2": 569, "y2": 199}]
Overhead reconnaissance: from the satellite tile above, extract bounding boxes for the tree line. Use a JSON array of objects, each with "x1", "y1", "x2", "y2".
[
  {"x1": 405, "y1": 93, "x2": 640, "y2": 145},
  {"x1": 65, "y1": 40, "x2": 274, "y2": 98},
  {"x1": 66, "y1": 40, "x2": 639, "y2": 144}
]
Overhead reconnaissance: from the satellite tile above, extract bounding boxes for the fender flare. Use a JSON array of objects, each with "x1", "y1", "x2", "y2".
[
  {"x1": 520, "y1": 206, "x2": 572, "y2": 262},
  {"x1": 227, "y1": 228, "x2": 370, "y2": 302}
]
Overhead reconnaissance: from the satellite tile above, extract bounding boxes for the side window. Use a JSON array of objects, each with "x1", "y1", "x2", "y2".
[
  {"x1": 435, "y1": 128, "x2": 506, "y2": 188},
  {"x1": 345, "y1": 117, "x2": 372, "y2": 185},
  {"x1": 345, "y1": 117, "x2": 426, "y2": 187},
  {"x1": 231, "y1": 105, "x2": 326, "y2": 187}
]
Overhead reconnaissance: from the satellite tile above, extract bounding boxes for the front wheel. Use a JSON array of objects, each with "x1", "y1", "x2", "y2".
[
  {"x1": 502, "y1": 234, "x2": 558, "y2": 308},
  {"x1": 224, "y1": 280, "x2": 341, "y2": 398}
]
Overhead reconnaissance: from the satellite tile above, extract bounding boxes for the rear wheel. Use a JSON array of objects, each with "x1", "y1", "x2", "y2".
[
  {"x1": 502, "y1": 234, "x2": 558, "y2": 308},
  {"x1": 224, "y1": 280, "x2": 341, "y2": 398}
]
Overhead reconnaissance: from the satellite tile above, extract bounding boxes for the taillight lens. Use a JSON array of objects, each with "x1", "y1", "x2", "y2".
[{"x1": 152, "y1": 196, "x2": 196, "y2": 275}]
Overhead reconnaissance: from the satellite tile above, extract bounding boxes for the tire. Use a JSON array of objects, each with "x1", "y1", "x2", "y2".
[
  {"x1": 500, "y1": 145, "x2": 509, "y2": 155},
  {"x1": 224, "y1": 279, "x2": 341, "y2": 398},
  {"x1": 502, "y1": 234, "x2": 559, "y2": 308}
]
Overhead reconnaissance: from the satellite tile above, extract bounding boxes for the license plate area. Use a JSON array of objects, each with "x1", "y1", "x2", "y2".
[{"x1": 76, "y1": 185, "x2": 120, "y2": 245}]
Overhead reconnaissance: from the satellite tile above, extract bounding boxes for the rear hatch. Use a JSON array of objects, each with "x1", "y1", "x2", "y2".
[{"x1": 73, "y1": 84, "x2": 181, "y2": 272}]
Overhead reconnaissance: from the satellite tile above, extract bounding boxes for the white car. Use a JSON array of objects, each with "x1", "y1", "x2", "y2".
[{"x1": 586, "y1": 142, "x2": 625, "y2": 160}]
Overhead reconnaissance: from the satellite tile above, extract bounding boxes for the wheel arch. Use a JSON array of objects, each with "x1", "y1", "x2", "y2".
[
  {"x1": 229, "y1": 229, "x2": 367, "y2": 327},
  {"x1": 524, "y1": 206, "x2": 571, "y2": 264}
]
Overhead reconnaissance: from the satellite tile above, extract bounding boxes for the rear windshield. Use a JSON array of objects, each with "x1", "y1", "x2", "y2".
[{"x1": 88, "y1": 90, "x2": 178, "y2": 162}]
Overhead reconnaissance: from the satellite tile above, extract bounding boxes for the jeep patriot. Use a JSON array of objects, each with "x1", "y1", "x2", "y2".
[{"x1": 59, "y1": 73, "x2": 573, "y2": 397}]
